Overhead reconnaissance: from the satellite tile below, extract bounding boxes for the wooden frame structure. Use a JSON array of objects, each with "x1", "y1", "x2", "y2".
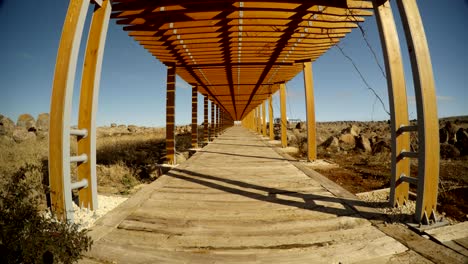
[{"x1": 50, "y1": 0, "x2": 440, "y2": 223}]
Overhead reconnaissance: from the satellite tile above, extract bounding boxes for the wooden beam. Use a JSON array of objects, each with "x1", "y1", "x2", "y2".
[
  {"x1": 49, "y1": 0, "x2": 90, "y2": 221},
  {"x1": 77, "y1": 0, "x2": 111, "y2": 211},
  {"x1": 280, "y1": 82, "x2": 287, "y2": 148},
  {"x1": 204, "y1": 96, "x2": 209, "y2": 143},
  {"x1": 210, "y1": 101, "x2": 215, "y2": 141},
  {"x1": 396, "y1": 0, "x2": 440, "y2": 224},
  {"x1": 191, "y1": 85, "x2": 198, "y2": 148},
  {"x1": 303, "y1": 61, "x2": 316, "y2": 161},
  {"x1": 374, "y1": 0, "x2": 410, "y2": 208},
  {"x1": 269, "y1": 95, "x2": 274, "y2": 140},
  {"x1": 262, "y1": 100, "x2": 267, "y2": 137},
  {"x1": 166, "y1": 64, "x2": 176, "y2": 164}
]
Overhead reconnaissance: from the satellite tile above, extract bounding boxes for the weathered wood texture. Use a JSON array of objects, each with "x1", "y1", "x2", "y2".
[
  {"x1": 203, "y1": 96, "x2": 208, "y2": 143},
  {"x1": 374, "y1": 0, "x2": 411, "y2": 207},
  {"x1": 83, "y1": 126, "x2": 432, "y2": 263},
  {"x1": 191, "y1": 86, "x2": 198, "y2": 148},
  {"x1": 78, "y1": 0, "x2": 111, "y2": 210},
  {"x1": 262, "y1": 100, "x2": 267, "y2": 137},
  {"x1": 166, "y1": 64, "x2": 176, "y2": 164},
  {"x1": 396, "y1": 0, "x2": 440, "y2": 223},
  {"x1": 280, "y1": 83, "x2": 287, "y2": 148},
  {"x1": 303, "y1": 61, "x2": 316, "y2": 161},
  {"x1": 49, "y1": 0, "x2": 90, "y2": 220},
  {"x1": 269, "y1": 95, "x2": 274, "y2": 140}
]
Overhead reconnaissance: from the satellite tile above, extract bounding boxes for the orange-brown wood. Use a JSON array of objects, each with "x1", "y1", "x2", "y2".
[
  {"x1": 303, "y1": 61, "x2": 316, "y2": 161},
  {"x1": 269, "y1": 95, "x2": 274, "y2": 140},
  {"x1": 396, "y1": 0, "x2": 440, "y2": 224},
  {"x1": 262, "y1": 100, "x2": 267, "y2": 137},
  {"x1": 49, "y1": 0, "x2": 90, "y2": 220},
  {"x1": 203, "y1": 96, "x2": 208, "y2": 143},
  {"x1": 191, "y1": 85, "x2": 198, "y2": 148},
  {"x1": 279, "y1": 83, "x2": 287, "y2": 148},
  {"x1": 166, "y1": 64, "x2": 176, "y2": 164},
  {"x1": 77, "y1": 0, "x2": 111, "y2": 210},
  {"x1": 374, "y1": 0, "x2": 410, "y2": 207}
]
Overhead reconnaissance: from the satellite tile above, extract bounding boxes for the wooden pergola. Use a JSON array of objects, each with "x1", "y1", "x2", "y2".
[{"x1": 48, "y1": 0, "x2": 440, "y2": 225}]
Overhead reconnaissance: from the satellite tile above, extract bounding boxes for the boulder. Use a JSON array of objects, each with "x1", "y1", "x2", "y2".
[
  {"x1": 372, "y1": 140, "x2": 390, "y2": 154},
  {"x1": 0, "y1": 114, "x2": 15, "y2": 136},
  {"x1": 320, "y1": 136, "x2": 339, "y2": 150},
  {"x1": 440, "y1": 143, "x2": 460, "y2": 159},
  {"x1": 36, "y1": 113, "x2": 49, "y2": 131},
  {"x1": 455, "y1": 128, "x2": 468, "y2": 155},
  {"x1": 339, "y1": 133, "x2": 356, "y2": 147},
  {"x1": 128, "y1": 125, "x2": 139, "y2": 133},
  {"x1": 295, "y1": 122, "x2": 303, "y2": 130},
  {"x1": 17, "y1": 114, "x2": 36, "y2": 131},
  {"x1": 110, "y1": 123, "x2": 117, "y2": 128},
  {"x1": 355, "y1": 135, "x2": 372, "y2": 153},
  {"x1": 439, "y1": 127, "x2": 448, "y2": 144},
  {"x1": 445, "y1": 121, "x2": 458, "y2": 144},
  {"x1": 13, "y1": 127, "x2": 36, "y2": 143},
  {"x1": 341, "y1": 124, "x2": 361, "y2": 137}
]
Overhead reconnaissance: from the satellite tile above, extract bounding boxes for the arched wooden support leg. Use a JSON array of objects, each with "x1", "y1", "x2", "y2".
[
  {"x1": 269, "y1": 96, "x2": 274, "y2": 140},
  {"x1": 49, "y1": 0, "x2": 90, "y2": 221},
  {"x1": 262, "y1": 100, "x2": 267, "y2": 137},
  {"x1": 280, "y1": 83, "x2": 288, "y2": 148},
  {"x1": 191, "y1": 85, "x2": 198, "y2": 148},
  {"x1": 396, "y1": 0, "x2": 440, "y2": 224},
  {"x1": 203, "y1": 96, "x2": 209, "y2": 144},
  {"x1": 303, "y1": 62, "x2": 317, "y2": 161},
  {"x1": 210, "y1": 101, "x2": 215, "y2": 141},
  {"x1": 166, "y1": 64, "x2": 176, "y2": 164},
  {"x1": 374, "y1": 0, "x2": 411, "y2": 207},
  {"x1": 77, "y1": 0, "x2": 111, "y2": 211}
]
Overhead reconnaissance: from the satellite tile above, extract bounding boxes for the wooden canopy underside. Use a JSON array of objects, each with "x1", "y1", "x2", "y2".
[{"x1": 112, "y1": 0, "x2": 373, "y2": 120}]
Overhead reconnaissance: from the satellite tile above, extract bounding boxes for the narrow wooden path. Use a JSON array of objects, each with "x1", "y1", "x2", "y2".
[{"x1": 83, "y1": 126, "x2": 441, "y2": 263}]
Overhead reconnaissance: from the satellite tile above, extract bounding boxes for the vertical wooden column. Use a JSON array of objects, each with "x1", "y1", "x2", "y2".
[
  {"x1": 191, "y1": 85, "x2": 198, "y2": 148},
  {"x1": 256, "y1": 106, "x2": 261, "y2": 134},
  {"x1": 303, "y1": 62, "x2": 317, "y2": 161},
  {"x1": 210, "y1": 101, "x2": 215, "y2": 141},
  {"x1": 203, "y1": 96, "x2": 208, "y2": 143},
  {"x1": 374, "y1": 1, "x2": 411, "y2": 207},
  {"x1": 166, "y1": 64, "x2": 176, "y2": 164},
  {"x1": 269, "y1": 95, "x2": 274, "y2": 140},
  {"x1": 396, "y1": 0, "x2": 440, "y2": 224},
  {"x1": 49, "y1": 0, "x2": 90, "y2": 220},
  {"x1": 77, "y1": 0, "x2": 111, "y2": 211},
  {"x1": 217, "y1": 107, "x2": 221, "y2": 135},
  {"x1": 262, "y1": 100, "x2": 267, "y2": 137},
  {"x1": 280, "y1": 83, "x2": 287, "y2": 148}
]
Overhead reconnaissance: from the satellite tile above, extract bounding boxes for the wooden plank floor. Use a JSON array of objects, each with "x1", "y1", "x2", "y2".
[{"x1": 83, "y1": 126, "x2": 431, "y2": 263}]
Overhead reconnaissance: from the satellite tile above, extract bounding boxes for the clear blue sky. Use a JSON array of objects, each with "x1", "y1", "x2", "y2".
[{"x1": 1, "y1": 1, "x2": 467, "y2": 126}]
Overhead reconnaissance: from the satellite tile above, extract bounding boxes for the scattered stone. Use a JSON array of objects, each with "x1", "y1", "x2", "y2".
[
  {"x1": 17, "y1": 113, "x2": 36, "y2": 131},
  {"x1": 455, "y1": 128, "x2": 468, "y2": 155},
  {"x1": 0, "y1": 114, "x2": 15, "y2": 136},
  {"x1": 128, "y1": 125, "x2": 138, "y2": 133},
  {"x1": 439, "y1": 127, "x2": 448, "y2": 143},
  {"x1": 320, "y1": 136, "x2": 339, "y2": 150},
  {"x1": 36, "y1": 113, "x2": 49, "y2": 131},
  {"x1": 110, "y1": 123, "x2": 117, "y2": 128},
  {"x1": 440, "y1": 143, "x2": 460, "y2": 159},
  {"x1": 295, "y1": 122, "x2": 303, "y2": 130},
  {"x1": 445, "y1": 121, "x2": 458, "y2": 144},
  {"x1": 356, "y1": 135, "x2": 372, "y2": 153},
  {"x1": 341, "y1": 124, "x2": 361, "y2": 137},
  {"x1": 12, "y1": 127, "x2": 36, "y2": 143},
  {"x1": 339, "y1": 133, "x2": 356, "y2": 147},
  {"x1": 372, "y1": 140, "x2": 390, "y2": 154}
]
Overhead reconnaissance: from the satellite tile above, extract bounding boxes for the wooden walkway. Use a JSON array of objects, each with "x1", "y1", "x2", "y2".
[{"x1": 83, "y1": 126, "x2": 462, "y2": 263}]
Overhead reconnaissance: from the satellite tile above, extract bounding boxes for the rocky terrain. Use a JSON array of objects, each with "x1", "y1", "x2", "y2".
[{"x1": 1, "y1": 113, "x2": 467, "y2": 222}]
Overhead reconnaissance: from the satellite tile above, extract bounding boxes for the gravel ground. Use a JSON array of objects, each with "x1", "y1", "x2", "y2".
[{"x1": 73, "y1": 195, "x2": 127, "y2": 230}]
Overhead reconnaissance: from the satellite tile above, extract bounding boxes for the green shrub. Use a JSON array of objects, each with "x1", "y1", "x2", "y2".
[{"x1": 0, "y1": 164, "x2": 92, "y2": 263}]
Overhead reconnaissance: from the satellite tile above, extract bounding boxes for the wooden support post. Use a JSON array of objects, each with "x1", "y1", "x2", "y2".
[
  {"x1": 256, "y1": 106, "x2": 261, "y2": 134},
  {"x1": 49, "y1": 0, "x2": 90, "y2": 220},
  {"x1": 203, "y1": 96, "x2": 208, "y2": 144},
  {"x1": 280, "y1": 83, "x2": 287, "y2": 148},
  {"x1": 396, "y1": 0, "x2": 440, "y2": 224},
  {"x1": 191, "y1": 85, "x2": 198, "y2": 148},
  {"x1": 216, "y1": 106, "x2": 220, "y2": 136},
  {"x1": 262, "y1": 100, "x2": 267, "y2": 137},
  {"x1": 166, "y1": 64, "x2": 176, "y2": 164},
  {"x1": 374, "y1": 1, "x2": 411, "y2": 207},
  {"x1": 77, "y1": 0, "x2": 111, "y2": 210},
  {"x1": 303, "y1": 62, "x2": 317, "y2": 161},
  {"x1": 210, "y1": 101, "x2": 215, "y2": 141},
  {"x1": 269, "y1": 95, "x2": 274, "y2": 140}
]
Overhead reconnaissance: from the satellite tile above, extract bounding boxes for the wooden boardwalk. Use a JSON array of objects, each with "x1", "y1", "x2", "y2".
[{"x1": 83, "y1": 126, "x2": 461, "y2": 263}]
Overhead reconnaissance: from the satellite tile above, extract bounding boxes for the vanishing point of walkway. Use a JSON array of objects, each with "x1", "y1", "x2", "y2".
[{"x1": 83, "y1": 126, "x2": 445, "y2": 263}]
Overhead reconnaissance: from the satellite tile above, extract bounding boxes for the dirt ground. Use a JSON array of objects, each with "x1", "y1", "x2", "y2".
[{"x1": 287, "y1": 117, "x2": 468, "y2": 222}]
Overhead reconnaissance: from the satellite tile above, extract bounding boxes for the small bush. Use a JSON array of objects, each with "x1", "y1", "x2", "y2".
[{"x1": 0, "y1": 164, "x2": 92, "y2": 263}]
